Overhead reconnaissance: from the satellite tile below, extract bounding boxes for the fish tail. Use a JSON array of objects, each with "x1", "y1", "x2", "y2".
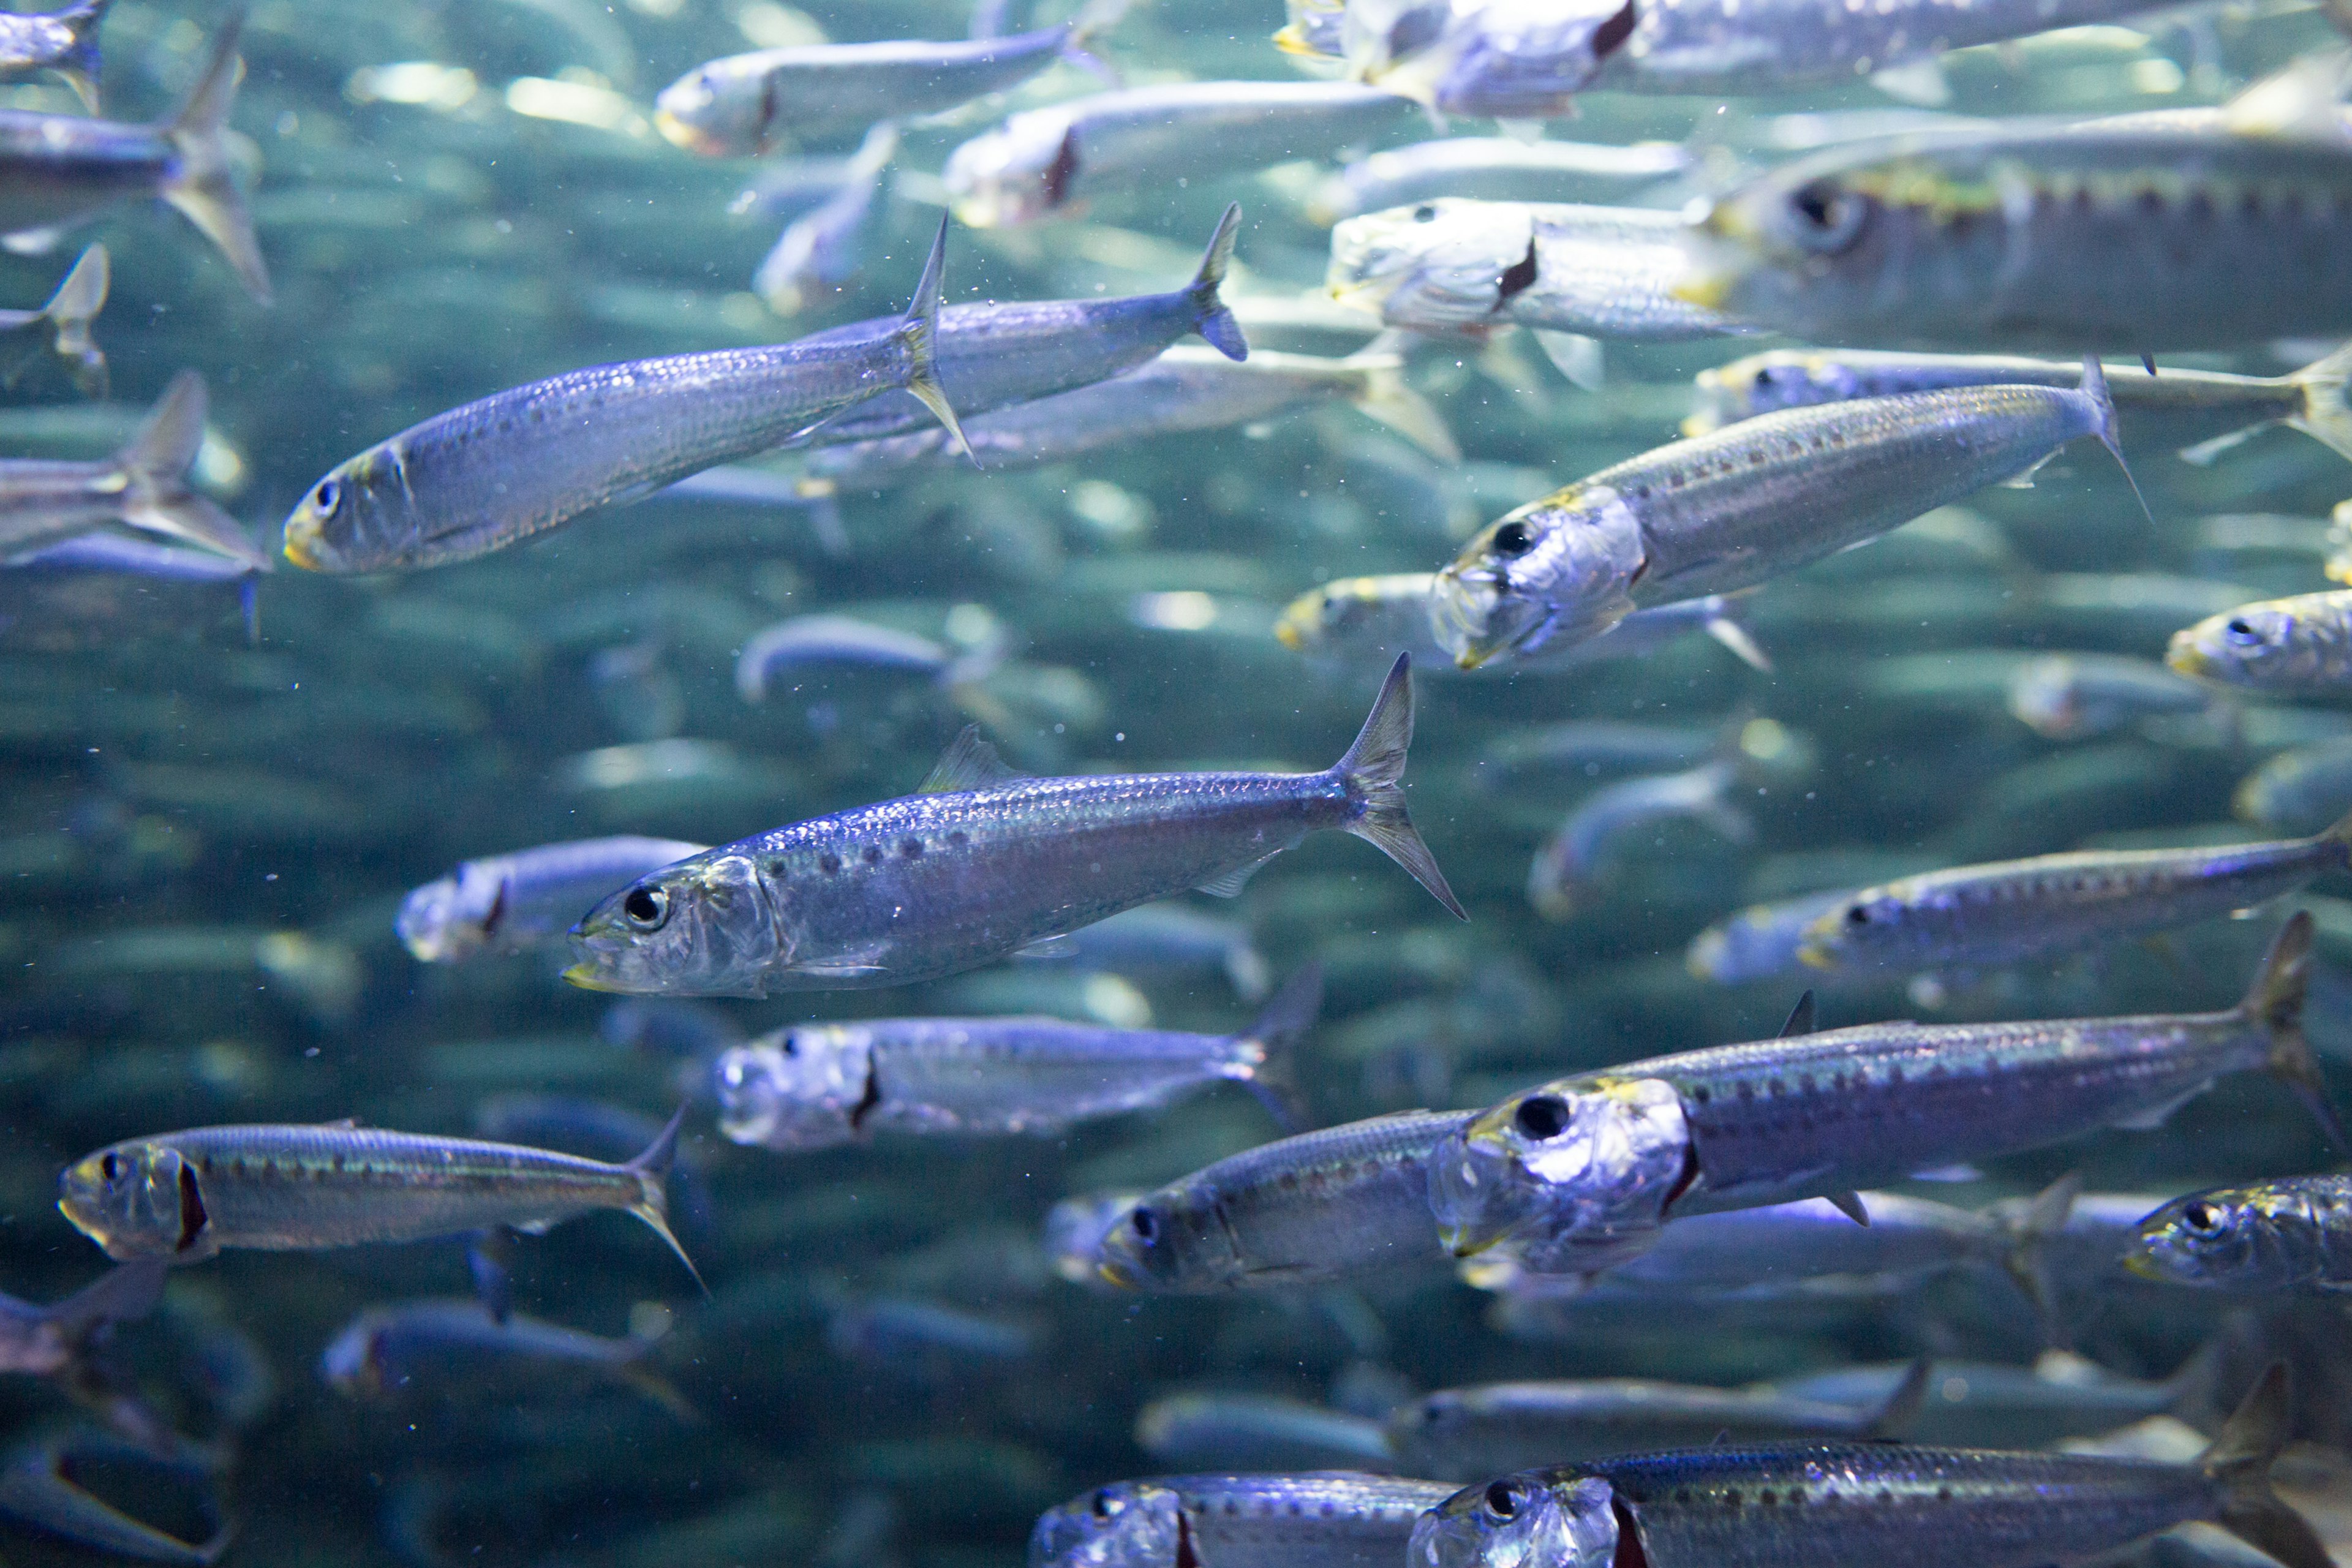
[
  {"x1": 1860, "y1": 1358, "x2": 1931, "y2": 1438},
  {"x1": 1187, "y1": 203, "x2": 1248, "y2": 362},
  {"x1": 615, "y1": 1335, "x2": 701, "y2": 1423},
  {"x1": 894, "y1": 214, "x2": 972, "y2": 464},
  {"x1": 2202, "y1": 1364, "x2": 2333, "y2": 1568},
  {"x1": 1232, "y1": 962, "x2": 1322, "y2": 1132},
  {"x1": 1340, "y1": 341, "x2": 1460, "y2": 461},
  {"x1": 31, "y1": 243, "x2": 106, "y2": 398},
  {"x1": 160, "y1": 10, "x2": 270, "y2": 304},
  {"x1": 115, "y1": 372, "x2": 268, "y2": 569},
  {"x1": 623, "y1": 1106, "x2": 709, "y2": 1295},
  {"x1": 2077, "y1": 355, "x2": 2152, "y2": 526},
  {"x1": 2286, "y1": 339, "x2": 2352, "y2": 463},
  {"x1": 2239, "y1": 911, "x2": 2348, "y2": 1155},
  {"x1": 1702, "y1": 594, "x2": 1772, "y2": 672},
  {"x1": 1999, "y1": 1171, "x2": 2079, "y2": 1347},
  {"x1": 1334, "y1": 652, "x2": 1466, "y2": 919},
  {"x1": 51, "y1": 0, "x2": 108, "y2": 111},
  {"x1": 45, "y1": 1257, "x2": 168, "y2": 1343}
]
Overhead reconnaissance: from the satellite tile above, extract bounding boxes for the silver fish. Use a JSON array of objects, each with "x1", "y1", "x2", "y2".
[
  {"x1": 320, "y1": 1298, "x2": 693, "y2": 1419},
  {"x1": 1684, "y1": 889, "x2": 1854, "y2": 986},
  {"x1": 0, "y1": 1430, "x2": 227, "y2": 1567},
  {"x1": 2006, "y1": 653, "x2": 2215, "y2": 741},
  {"x1": 2127, "y1": 1175, "x2": 2352, "y2": 1293},
  {"x1": 0, "y1": 371, "x2": 263, "y2": 569},
  {"x1": 0, "y1": 13, "x2": 263, "y2": 302},
  {"x1": 1044, "y1": 1189, "x2": 1146, "y2": 1288},
  {"x1": 1033, "y1": 1473, "x2": 1457, "y2": 1568},
  {"x1": 1095, "y1": 1109, "x2": 1473, "y2": 1292},
  {"x1": 564, "y1": 653, "x2": 1462, "y2": 998},
  {"x1": 279, "y1": 220, "x2": 965, "y2": 574},
  {"x1": 1405, "y1": 1366, "x2": 2329, "y2": 1568},
  {"x1": 1433, "y1": 364, "x2": 2132, "y2": 666},
  {"x1": 0, "y1": 1260, "x2": 164, "y2": 1378},
  {"x1": 752, "y1": 121, "x2": 899, "y2": 317},
  {"x1": 1276, "y1": 573, "x2": 1764, "y2": 674},
  {"x1": 0, "y1": 0, "x2": 107, "y2": 111},
  {"x1": 1528, "y1": 760, "x2": 1751, "y2": 921},
  {"x1": 1428, "y1": 916, "x2": 2343, "y2": 1275},
  {"x1": 733, "y1": 613, "x2": 1001, "y2": 704},
  {"x1": 1774, "y1": 1351, "x2": 2206, "y2": 1447},
  {"x1": 712, "y1": 964, "x2": 1320, "y2": 1150},
  {"x1": 1307, "y1": 137, "x2": 1692, "y2": 225},
  {"x1": 1795, "y1": 816, "x2": 2352, "y2": 976},
  {"x1": 0, "y1": 244, "x2": 104, "y2": 397},
  {"x1": 395, "y1": 836, "x2": 709, "y2": 963},
  {"x1": 1051, "y1": 903, "x2": 1272, "y2": 1001},
  {"x1": 2169, "y1": 590, "x2": 2352, "y2": 696},
  {"x1": 2236, "y1": 739, "x2": 2352, "y2": 834},
  {"x1": 1135, "y1": 1393, "x2": 1396, "y2": 1471}
]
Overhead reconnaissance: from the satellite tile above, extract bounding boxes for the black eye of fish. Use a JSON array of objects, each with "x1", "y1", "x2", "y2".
[
  {"x1": 100, "y1": 1152, "x2": 119, "y2": 1182},
  {"x1": 1129, "y1": 1207, "x2": 1159, "y2": 1243},
  {"x1": 622, "y1": 886, "x2": 668, "y2": 929},
  {"x1": 1492, "y1": 521, "x2": 1534, "y2": 558},
  {"x1": 2183, "y1": 1200, "x2": 2225, "y2": 1234},
  {"x1": 1845, "y1": 905, "x2": 1869, "y2": 925},
  {"x1": 1484, "y1": 1482, "x2": 1521, "y2": 1519},
  {"x1": 1514, "y1": 1096, "x2": 1570, "y2": 1140},
  {"x1": 312, "y1": 478, "x2": 340, "y2": 513},
  {"x1": 1787, "y1": 181, "x2": 1868, "y2": 253},
  {"x1": 2224, "y1": 618, "x2": 2261, "y2": 646},
  {"x1": 1091, "y1": 1490, "x2": 1117, "y2": 1519},
  {"x1": 1413, "y1": 203, "x2": 1438, "y2": 222}
]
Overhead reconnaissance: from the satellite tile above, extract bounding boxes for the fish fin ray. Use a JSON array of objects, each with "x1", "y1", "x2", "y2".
[
  {"x1": 1196, "y1": 850, "x2": 1280, "y2": 898},
  {"x1": 1188, "y1": 203, "x2": 1247, "y2": 361},
  {"x1": 897, "y1": 214, "x2": 971, "y2": 462},
  {"x1": 624, "y1": 1106, "x2": 708, "y2": 1296},
  {"x1": 2286, "y1": 338, "x2": 2352, "y2": 462},
  {"x1": 1335, "y1": 653, "x2": 1464, "y2": 919},
  {"x1": 2204, "y1": 1365, "x2": 2334, "y2": 1568},
  {"x1": 2002, "y1": 1171, "x2": 2081, "y2": 1347},
  {"x1": 1234, "y1": 961, "x2": 1321, "y2": 1131},
  {"x1": 1823, "y1": 1190, "x2": 1869, "y2": 1226},
  {"x1": 918, "y1": 725, "x2": 1026, "y2": 792},
  {"x1": 2239, "y1": 910, "x2": 2348, "y2": 1153},
  {"x1": 160, "y1": 12, "x2": 269, "y2": 303},
  {"x1": 2078, "y1": 355, "x2": 2154, "y2": 526},
  {"x1": 1777, "y1": 990, "x2": 1816, "y2": 1038},
  {"x1": 1864, "y1": 1359, "x2": 1932, "y2": 1438}
]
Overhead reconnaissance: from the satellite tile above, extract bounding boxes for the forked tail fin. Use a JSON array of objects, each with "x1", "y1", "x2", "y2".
[
  {"x1": 38, "y1": 244, "x2": 108, "y2": 398},
  {"x1": 2201, "y1": 1364, "x2": 2334, "y2": 1568},
  {"x1": 2078, "y1": 356, "x2": 2152, "y2": 526},
  {"x1": 1999, "y1": 1172, "x2": 2080, "y2": 1346},
  {"x1": 160, "y1": 12, "x2": 270, "y2": 304},
  {"x1": 2239, "y1": 911, "x2": 2348, "y2": 1155},
  {"x1": 894, "y1": 214, "x2": 971, "y2": 463},
  {"x1": 115, "y1": 372, "x2": 269, "y2": 570},
  {"x1": 50, "y1": 0, "x2": 108, "y2": 112},
  {"x1": 623, "y1": 1106, "x2": 709, "y2": 1295},
  {"x1": 1335, "y1": 653, "x2": 1466, "y2": 919},
  {"x1": 2285, "y1": 340, "x2": 2352, "y2": 462},
  {"x1": 1188, "y1": 203, "x2": 1248, "y2": 361},
  {"x1": 1232, "y1": 962, "x2": 1323, "y2": 1131}
]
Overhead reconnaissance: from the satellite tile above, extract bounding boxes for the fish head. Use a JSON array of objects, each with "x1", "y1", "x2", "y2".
[
  {"x1": 1276, "y1": 575, "x2": 1440, "y2": 659},
  {"x1": 393, "y1": 864, "x2": 502, "y2": 964},
  {"x1": 2168, "y1": 602, "x2": 2315, "y2": 692},
  {"x1": 1411, "y1": 1474, "x2": 1617, "y2": 1568},
  {"x1": 1673, "y1": 149, "x2": 1920, "y2": 332},
  {"x1": 2007, "y1": 655, "x2": 2093, "y2": 740},
  {"x1": 712, "y1": 1030, "x2": 869, "y2": 1150},
  {"x1": 318, "y1": 1315, "x2": 391, "y2": 1400},
  {"x1": 1325, "y1": 200, "x2": 1532, "y2": 326},
  {"x1": 281, "y1": 445, "x2": 417, "y2": 574},
  {"x1": 1795, "y1": 886, "x2": 1907, "y2": 971},
  {"x1": 2126, "y1": 1188, "x2": 2297, "y2": 1290},
  {"x1": 1029, "y1": 1482, "x2": 1186, "y2": 1568},
  {"x1": 1385, "y1": 1389, "x2": 1482, "y2": 1472},
  {"x1": 58, "y1": 1140, "x2": 211, "y2": 1262},
  {"x1": 1093, "y1": 1186, "x2": 1231, "y2": 1292},
  {"x1": 652, "y1": 58, "x2": 771, "y2": 157},
  {"x1": 565, "y1": 852, "x2": 783, "y2": 998},
  {"x1": 1433, "y1": 486, "x2": 1643, "y2": 669},
  {"x1": 943, "y1": 110, "x2": 1073, "y2": 229},
  {"x1": 1427, "y1": 1077, "x2": 1691, "y2": 1272},
  {"x1": 1042, "y1": 1191, "x2": 1145, "y2": 1288},
  {"x1": 1688, "y1": 352, "x2": 1852, "y2": 434}
]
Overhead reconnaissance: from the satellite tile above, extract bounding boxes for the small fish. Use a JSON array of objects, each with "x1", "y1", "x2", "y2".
[
  {"x1": 1526, "y1": 760, "x2": 1752, "y2": 921},
  {"x1": 0, "y1": 244, "x2": 105, "y2": 396},
  {"x1": 1328, "y1": 199, "x2": 1744, "y2": 342},
  {"x1": 0, "y1": 1430, "x2": 228, "y2": 1566},
  {"x1": 2127, "y1": 1175, "x2": 2352, "y2": 1293},
  {"x1": 1684, "y1": 344, "x2": 2352, "y2": 466},
  {"x1": 1307, "y1": 138, "x2": 1692, "y2": 226},
  {"x1": 1433, "y1": 362, "x2": 2134, "y2": 667},
  {"x1": 0, "y1": 1260, "x2": 164, "y2": 1378},
  {"x1": 733, "y1": 612, "x2": 1001, "y2": 705},
  {"x1": 1407, "y1": 1366, "x2": 2330, "y2": 1568},
  {"x1": 565, "y1": 654, "x2": 1461, "y2": 998},
  {"x1": 753, "y1": 121, "x2": 898, "y2": 317},
  {"x1": 1679, "y1": 124, "x2": 2352, "y2": 352},
  {"x1": 944, "y1": 81, "x2": 1417, "y2": 229},
  {"x1": 1684, "y1": 889, "x2": 1854, "y2": 985},
  {"x1": 320, "y1": 1298, "x2": 694, "y2": 1420},
  {"x1": 1795, "y1": 815, "x2": 2352, "y2": 977},
  {"x1": 825, "y1": 1295, "x2": 1040, "y2": 1369},
  {"x1": 0, "y1": 13, "x2": 265, "y2": 302},
  {"x1": 1774, "y1": 1349, "x2": 2211, "y2": 1448},
  {"x1": 0, "y1": 0, "x2": 108, "y2": 111},
  {"x1": 2235, "y1": 738, "x2": 2352, "y2": 834},
  {"x1": 715, "y1": 964, "x2": 1320, "y2": 1150},
  {"x1": 57, "y1": 1110, "x2": 700, "y2": 1287},
  {"x1": 2169, "y1": 590, "x2": 2352, "y2": 696},
  {"x1": 1276, "y1": 573, "x2": 1765, "y2": 674},
  {"x1": 1033, "y1": 1473, "x2": 1457, "y2": 1568},
  {"x1": 1428, "y1": 916, "x2": 2344, "y2": 1276},
  {"x1": 1387, "y1": 1362, "x2": 1928, "y2": 1482},
  {"x1": 1095, "y1": 1109, "x2": 1473, "y2": 1292},
  {"x1": 0, "y1": 371, "x2": 265, "y2": 569},
  {"x1": 1135, "y1": 1393, "x2": 1396, "y2": 1472},
  {"x1": 280, "y1": 220, "x2": 966, "y2": 574},
  {"x1": 396, "y1": 837, "x2": 708, "y2": 963},
  {"x1": 2006, "y1": 654, "x2": 2216, "y2": 741}
]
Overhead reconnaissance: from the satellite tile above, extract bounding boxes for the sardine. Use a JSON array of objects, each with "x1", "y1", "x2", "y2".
[
  {"x1": 2236, "y1": 738, "x2": 2352, "y2": 834},
  {"x1": 1774, "y1": 1350, "x2": 2209, "y2": 1447},
  {"x1": 396, "y1": 836, "x2": 708, "y2": 963},
  {"x1": 1429, "y1": 916, "x2": 2344, "y2": 1275},
  {"x1": 2169, "y1": 590, "x2": 2352, "y2": 696},
  {"x1": 1433, "y1": 363, "x2": 2133, "y2": 666},
  {"x1": 320, "y1": 1298, "x2": 693, "y2": 1419},
  {"x1": 1033, "y1": 1473, "x2": 1457, "y2": 1568},
  {"x1": 279, "y1": 219, "x2": 966, "y2": 574},
  {"x1": 1050, "y1": 904, "x2": 1272, "y2": 1001},
  {"x1": 2007, "y1": 653, "x2": 2215, "y2": 741},
  {"x1": 1308, "y1": 137, "x2": 1692, "y2": 225},
  {"x1": 2127, "y1": 1175, "x2": 2352, "y2": 1293},
  {"x1": 57, "y1": 1110, "x2": 700, "y2": 1287},
  {"x1": 0, "y1": 13, "x2": 265, "y2": 302},
  {"x1": 712, "y1": 964, "x2": 1320, "y2": 1150},
  {"x1": 1527, "y1": 760, "x2": 1750, "y2": 921},
  {"x1": 0, "y1": 244, "x2": 105, "y2": 397},
  {"x1": 1095, "y1": 1109, "x2": 1473, "y2": 1292},
  {"x1": 1136, "y1": 1393, "x2": 1396, "y2": 1471},
  {"x1": 0, "y1": 1260, "x2": 164, "y2": 1378},
  {"x1": 564, "y1": 652, "x2": 1463, "y2": 998},
  {"x1": 752, "y1": 121, "x2": 898, "y2": 316},
  {"x1": 733, "y1": 613, "x2": 1000, "y2": 704},
  {"x1": 0, "y1": 1430, "x2": 227, "y2": 1567},
  {"x1": 0, "y1": 0, "x2": 108, "y2": 111},
  {"x1": 1406, "y1": 1366, "x2": 2329, "y2": 1568},
  {"x1": 1685, "y1": 889, "x2": 1854, "y2": 985},
  {"x1": 1276, "y1": 573, "x2": 1765, "y2": 674}
]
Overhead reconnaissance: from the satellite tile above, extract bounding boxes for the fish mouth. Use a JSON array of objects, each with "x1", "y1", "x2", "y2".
[
  {"x1": 651, "y1": 108, "x2": 726, "y2": 156},
  {"x1": 1670, "y1": 268, "x2": 1735, "y2": 311},
  {"x1": 560, "y1": 961, "x2": 626, "y2": 993},
  {"x1": 1431, "y1": 569, "x2": 1542, "y2": 671},
  {"x1": 281, "y1": 511, "x2": 325, "y2": 571},
  {"x1": 2119, "y1": 1251, "x2": 2170, "y2": 1282},
  {"x1": 1094, "y1": 1260, "x2": 1142, "y2": 1292},
  {"x1": 2163, "y1": 635, "x2": 2214, "y2": 680}
]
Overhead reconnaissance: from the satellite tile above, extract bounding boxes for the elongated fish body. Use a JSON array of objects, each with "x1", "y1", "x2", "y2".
[
  {"x1": 1686, "y1": 345, "x2": 2352, "y2": 464},
  {"x1": 2007, "y1": 654, "x2": 2211, "y2": 741},
  {"x1": 1773, "y1": 1358, "x2": 2186, "y2": 1448},
  {"x1": 56, "y1": 1114, "x2": 696, "y2": 1281},
  {"x1": 714, "y1": 966, "x2": 1316, "y2": 1149},
  {"x1": 2169, "y1": 590, "x2": 2352, "y2": 696},
  {"x1": 321, "y1": 1298, "x2": 690, "y2": 1416},
  {"x1": 1591, "y1": 1192, "x2": 2015, "y2": 1294},
  {"x1": 1681, "y1": 126, "x2": 2352, "y2": 352},
  {"x1": 1686, "y1": 890, "x2": 1853, "y2": 985},
  {"x1": 1427, "y1": 916, "x2": 2342, "y2": 1273},
  {"x1": 1095, "y1": 1109, "x2": 1474, "y2": 1292},
  {"x1": 1529, "y1": 761, "x2": 1744, "y2": 920},
  {"x1": 565, "y1": 654, "x2": 1459, "y2": 997},
  {"x1": 655, "y1": 28, "x2": 1074, "y2": 156},
  {"x1": 0, "y1": 1431, "x2": 225, "y2": 1567},
  {"x1": 1308, "y1": 138, "x2": 1691, "y2": 225},
  {"x1": 2128, "y1": 1175, "x2": 2352, "y2": 1292},
  {"x1": 280, "y1": 223, "x2": 963, "y2": 574},
  {"x1": 791, "y1": 204, "x2": 1246, "y2": 449},
  {"x1": 1137, "y1": 1393, "x2": 1396, "y2": 1470},
  {"x1": 946, "y1": 81, "x2": 1417, "y2": 228},
  {"x1": 396, "y1": 836, "x2": 707, "y2": 963},
  {"x1": 1329, "y1": 200, "x2": 1738, "y2": 341},
  {"x1": 734, "y1": 614, "x2": 971, "y2": 703},
  {"x1": 0, "y1": 0, "x2": 107, "y2": 110},
  {"x1": 1433, "y1": 376, "x2": 2121, "y2": 666},
  {"x1": 1033, "y1": 1473, "x2": 1458, "y2": 1568},
  {"x1": 1795, "y1": 818, "x2": 2352, "y2": 975}
]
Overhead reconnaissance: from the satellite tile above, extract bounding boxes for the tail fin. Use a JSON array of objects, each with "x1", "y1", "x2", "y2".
[
  {"x1": 614, "y1": 1330, "x2": 700, "y2": 1423},
  {"x1": 2201, "y1": 1365, "x2": 2334, "y2": 1568},
  {"x1": 1700, "y1": 595, "x2": 1772, "y2": 673},
  {"x1": 2288, "y1": 340, "x2": 2352, "y2": 463},
  {"x1": 622, "y1": 1105, "x2": 709, "y2": 1295},
  {"x1": 2078, "y1": 356, "x2": 2153, "y2": 526},
  {"x1": 38, "y1": 244, "x2": 107, "y2": 398},
  {"x1": 1232, "y1": 962, "x2": 1323, "y2": 1131},
  {"x1": 2239, "y1": 911, "x2": 2348, "y2": 1155},
  {"x1": 1999, "y1": 1172, "x2": 2080, "y2": 1346},
  {"x1": 159, "y1": 12, "x2": 268, "y2": 304},
  {"x1": 43, "y1": 1257, "x2": 167, "y2": 1343},
  {"x1": 1340, "y1": 343, "x2": 1460, "y2": 461},
  {"x1": 1188, "y1": 203, "x2": 1248, "y2": 361},
  {"x1": 1861, "y1": 1359, "x2": 1931, "y2": 1438},
  {"x1": 1334, "y1": 653, "x2": 1466, "y2": 919},
  {"x1": 894, "y1": 214, "x2": 971, "y2": 464},
  {"x1": 115, "y1": 372, "x2": 268, "y2": 569},
  {"x1": 50, "y1": 0, "x2": 108, "y2": 112}
]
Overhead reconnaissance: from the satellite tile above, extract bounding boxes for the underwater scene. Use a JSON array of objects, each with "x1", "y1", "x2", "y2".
[{"x1": 7, "y1": 0, "x2": 2352, "y2": 1566}]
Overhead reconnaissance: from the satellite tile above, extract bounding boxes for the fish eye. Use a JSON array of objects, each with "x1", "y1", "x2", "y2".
[
  {"x1": 100, "y1": 1152, "x2": 119, "y2": 1182},
  {"x1": 1090, "y1": 1490, "x2": 1121, "y2": 1519},
  {"x1": 1129, "y1": 1206, "x2": 1159, "y2": 1243},
  {"x1": 311, "y1": 477, "x2": 340, "y2": 514},
  {"x1": 1753, "y1": 367, "x2": 1779, "y2": 387},
  {"x1": 1483, "y1": 1481, "x2": 1523, "y2": 1519},
  {"x1": 2182, "y1": 1200, "x2": 2225, "y2": 1235},
  {"x1": 1491, "y1": 521, "x2": 1534, "y2": 558},
  {"x1": 1785, "y1": 180, "x2": 1867, "y2": 253},
  {"x1": 1513, "y1": 1095, "x2": 1570, "y2": 1140},
  {"x1": 2223, "y1": 618, "x2": 2262, "y2": 647},
  {"x1": 1844, "y1": 904, "x2": 1870, "y2": 925},
  {"x1": 622, "y1": 886, "x2": 668, "y2": 930},
  {"x1": 1412, "y1": 203, "x2": 1438, "y2": 222},
  {"x1": 780, "y1": 1031, "x2": 799, "y2": 1056}
]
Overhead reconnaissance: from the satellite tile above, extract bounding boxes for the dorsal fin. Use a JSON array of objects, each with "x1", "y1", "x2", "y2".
[
  {"x1": 1777, "y1": 990, "x2": 1817, "y2": 1038},
  {"x1": 318, "y1": 1116, "x2": 360, "y2": 1129},
  {"x1": 918, "y1": 726, "x2": 1027, "y2": 793}
]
